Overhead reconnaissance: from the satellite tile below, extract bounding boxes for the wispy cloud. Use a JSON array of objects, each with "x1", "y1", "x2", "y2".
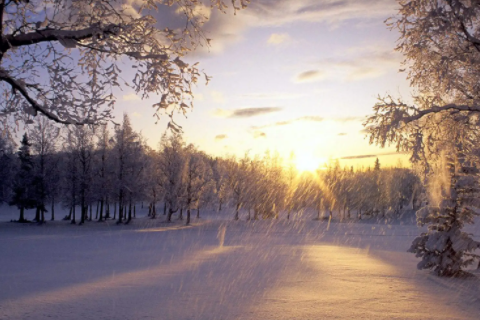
[
  {"x1": 215, "y1": 134, "x2": 228, "y2": 141},
  {"x1": 295, "y1": 46, "x2": 402, "y2": 83},
  {"x1": 214, "y1": 107, "x2": 283, "y2": 118},
  {"x1": 267, "y1": 33, "x2": 292, "y2": 45},
  {"x1": 252, "y1": 115, "x2": 324, "y2": 129},
  {"x1": 341, "y1": 151, "x2": 408, "y2": 160},
  {"x1": 294, "y1": 70, "x2": 326, "y2": 83},
  {"x1": 241, "y1": 92, "x2": 305, "y2": 100},
  {"x1": 149, "y1": 0, "x2": 397, "y2": 57},
  {"x1": 338, "y1": 133, "x2": 347, "y2": 136}
]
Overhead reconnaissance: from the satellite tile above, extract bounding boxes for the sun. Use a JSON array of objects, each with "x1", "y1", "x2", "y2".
[{"x1": 295, "y1": 153, "x2": 326, "y2": 172}]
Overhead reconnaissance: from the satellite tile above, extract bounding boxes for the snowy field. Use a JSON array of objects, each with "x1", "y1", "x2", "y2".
[{"x1": 1, "y1": 206, "x2": 480, "y2": 319}]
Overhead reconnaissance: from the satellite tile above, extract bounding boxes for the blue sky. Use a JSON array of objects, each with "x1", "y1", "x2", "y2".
[{"x1": 114, "y1": 0, "x2": 412, "y2": 170}]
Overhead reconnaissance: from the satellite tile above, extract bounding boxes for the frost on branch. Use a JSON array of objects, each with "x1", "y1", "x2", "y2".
[
  {"x1": 0, "y1": 0, "x2": 249, "y2": 129},
  {"x1": 408, "y1": 152, "x2": 480, "y2": 276}
]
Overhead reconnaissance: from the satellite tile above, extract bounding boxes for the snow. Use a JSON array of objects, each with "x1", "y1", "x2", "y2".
[{"x1": 0, "y1": 205, "x2": 480, "y2": 319}]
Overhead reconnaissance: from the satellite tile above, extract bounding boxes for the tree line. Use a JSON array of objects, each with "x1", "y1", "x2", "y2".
[{"x1": 0, "y1": 115, "x2": 422, "y2": 226}]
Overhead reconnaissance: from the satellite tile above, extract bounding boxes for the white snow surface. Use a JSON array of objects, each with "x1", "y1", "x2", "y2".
[{"x1": 1, "y1": 205, "x2": 480, "y2": 319}]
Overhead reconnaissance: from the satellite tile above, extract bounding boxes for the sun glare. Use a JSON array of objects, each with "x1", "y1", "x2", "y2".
[{"x1": 296, "y1": 153, "x2": 325, "y2": 172}]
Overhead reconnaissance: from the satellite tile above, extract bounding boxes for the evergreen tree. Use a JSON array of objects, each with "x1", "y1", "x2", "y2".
[
  {"x1": 409, "y1": 153, "x2": 480, "y2": 276},
  {"x1": 10, "y1": 134, "x2": 36, "y2": 222}
]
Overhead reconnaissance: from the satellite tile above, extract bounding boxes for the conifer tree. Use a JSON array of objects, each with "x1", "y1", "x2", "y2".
[{"x1": 10, "y1": 134, "x2": 36, "y2": 222}]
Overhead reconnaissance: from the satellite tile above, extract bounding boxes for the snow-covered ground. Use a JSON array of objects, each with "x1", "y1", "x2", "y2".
[{"x1": 1, "y1": 205, "x2": 480, "y2": 319}]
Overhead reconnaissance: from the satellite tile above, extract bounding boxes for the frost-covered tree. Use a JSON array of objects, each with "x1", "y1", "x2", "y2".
[
  {"x1": 92, "y1": 124, "x2": 114, "y2": 221},
  {"x1": 225, "y1": 154, "x2": 249, "y2": 221},
  {"x1": 29, "y1": 118, "x2": 60, "y2": 222},
  {"x1": 406, "y1": 116, "x2": 480, "y2": 276},
  {"x1": 366, "y1": 0, "x2": 480, "y2": 275},
  {"x1": 112, "y1": 114, "x2": 140, "y2": 224},
  {"x1": 10, "y1": 134, "x2": 36, "y2": 222},
  {"x1": 0, "y1": 0, "x2": 248, "y2": 129},
  {"x1": 211, "y1": 157, "x2": 229, "y2": 212},
  {"x1": 0, "y1": 135, "x2": 14, "y2": 204},
  {"x1": 182, "y1": 146, "x2": 212, "y2": 225},
  {"x1": 64, "y1": 126, "x2": 95, "y2": 224},
  {"x1": 284, "y1": 152, "x2": 298, "y2": 220},
  {"x1": 158, "y1": 132, "x2": 186, "y2": 222}
]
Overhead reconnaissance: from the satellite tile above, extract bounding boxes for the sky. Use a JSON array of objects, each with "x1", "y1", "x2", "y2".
[{"x1": 114, "y1": 0, "x2": 412, "y2": 171}]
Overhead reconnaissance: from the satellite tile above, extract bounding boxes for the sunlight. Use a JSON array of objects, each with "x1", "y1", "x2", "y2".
[{"x1": 295, "y1": 153, "x2": 326, "y2": 172}]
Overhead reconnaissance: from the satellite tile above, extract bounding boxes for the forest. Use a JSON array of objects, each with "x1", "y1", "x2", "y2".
[{"x1": 0, "y1": 114, "x2": 422, "y2": 226}]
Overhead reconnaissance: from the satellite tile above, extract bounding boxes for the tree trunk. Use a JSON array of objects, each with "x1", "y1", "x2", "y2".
[
  {"x1": 71, "y1": 205, "x2": 76, "y2": 224},
  {"x1": 178, "y1": 208, "x2": 183, "y2": 220},
  {"x1": 51, "y1": 197, "x2": 55, "y2": 221},
  {"x1": 19, "y1": 207, "x2": 25, "y2": 222},
  {"x1": 79, "y1": 205, "x2": 85, "y2": 225},
  {"x1": 219, "y1": 200, "x2": 222, "y2": 212},
  {"x1": 67, "y1": 206, "x2": 72, "y2": 220},
  {"x1": 287, "y1": 209, "x2": 290, "y2": 220},
  {"x1": 247, "y1": 209, "x2": 251, "y2": 221},
  {"x1": 167, "y1": 208, "x2": 174, "y2": 222},
  {"x1": 151, "y1": 202, "x2": 156, "y2": 219},
  {"x1": 95, "y1": 201, "x2": 99, "y2": 220},
  {"x1": 163, "y1": 202, "x2": 167, "y2": 215},
  {"x1": 105, "y1": 199, "x2": 110, "y2": 219},
  {"x1": 99, "y1": 199, "x2": 104, "y2": 222},
  {"x1": 117, "y1": 202, "x2": 123, "y2": 224},
  {"x1": 89, "y1": 204, "x2": 93, "y2": 221},
  {"x1": 125, "y1": 199, "x2": 132, "y2": 224},
  {"x1": 196, "y1": 207, "x2": 200, "y2": 219},
  {"x1": 134, "y1": 205, "x2": 136, "y2": 218},
  {"x1": 234, "y1": 203, "x2": 240, "y2": 221},
  {"x1": 40, "y1": 208, "x2": 45, "y2": 223},
  {"x1": 34, "y1": 207, "x2": 40, "y2": 222},
  {"x1": 186, "y1": 209, "x2": 191, "y2": 225}
]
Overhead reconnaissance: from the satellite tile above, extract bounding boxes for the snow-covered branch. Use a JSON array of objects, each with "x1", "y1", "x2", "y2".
[
  {"x1": 0, "y1": 68, "x2": 92, "y2": 125},
  {"x1": 0, "y1": 24, "x2": 121, "y2": 52}
]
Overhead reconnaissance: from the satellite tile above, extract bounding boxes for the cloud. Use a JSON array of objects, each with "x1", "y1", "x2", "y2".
[
  {"x1": 334, "y1": 116, "x2": 364, "y2": 122},
  {"x1": 252, "y1": 115, "x2": 324, "y2": 129},
  {"x1": 338, "y1": 133, "x2": 347, "y2": 136},
  {"x1": 215, "y1": 134, "x2": 228, "y2": 141},
  {"x1": 131, "y1": 112, "x2": 142, "y2": 118},
  {"x1": 295, "y1": 70, "x2": 326, "y2": 83},
  {"x1": 214, "y1": 107, "x2": 283, "y2": 118},
  {"x1": 341, "y1": 151, "x2": 408, "y2": 160},
  {"x1": 241, "y1": 92, "x2": 305, "y2": 100},
  {"x1": 291, "y1": 44, "x2": 403, "y2": 85},
  {"x1": 145, "y1": 0, "x2": 398, "y2": 57},
  {"x1": 254, "y1": 131, "x2": 267, "y2": 138},
  {"x1": 298, "y1": 46, "x2": 403, "y2": 83},
  {"x1": 267, "y1": 33, "x2": 291, "y2": 45},
  {"x1": 346, "y1": 67, "x2": 385, "y2": 81},
  {"x1": 123, "y1": 93, "x2": 140, "y2": 101},
  {"x1": 246, "y1": 0, "x2": 397, "y2": 27},
  {"x1": 211, "y1": 90, "x2": 226, "y2": 103}
]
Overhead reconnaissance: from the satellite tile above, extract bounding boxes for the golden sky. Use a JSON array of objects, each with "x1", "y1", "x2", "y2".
[{"x1": 114, "y1": 0, "x2": 412, "y2": 171}]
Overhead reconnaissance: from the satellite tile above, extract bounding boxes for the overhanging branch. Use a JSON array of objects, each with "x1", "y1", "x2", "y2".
[
  {"x1": 0, "y1": 24, "x2": 121, "y2": 53},
  {"x1": 0, "y1": 69, "x2": 91, "y2": 125}
]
